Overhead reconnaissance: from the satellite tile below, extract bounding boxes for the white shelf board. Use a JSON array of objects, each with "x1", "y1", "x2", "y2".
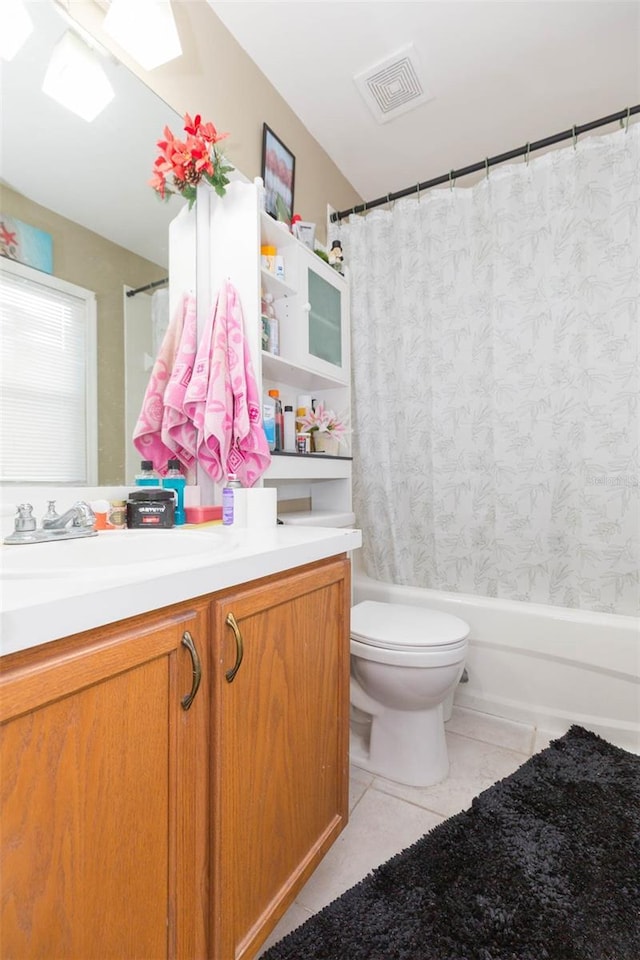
[
  {"x1": 262, "y1": 352, "x2": 349, "y2": 390},
  {"x1": 261, "y1": 267, "x2": 296, "y2": 299},
  {"x1": 264, "y1": 454, "x2": 352, "y2": 481},
  {"x1": 260, "y1": 212, "x2": 297, "y2": 248}
]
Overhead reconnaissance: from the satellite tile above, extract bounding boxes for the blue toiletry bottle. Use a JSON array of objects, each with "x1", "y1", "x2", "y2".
[
  {"x1": 135, "y1": 460, "x2": 160, "y2": 487},
  {"x1": 162, "y1": 459, "x2": 186, "y2": 525},
  {"x1": 263, "y1": 394, "x2": 277, "y2": 452}
]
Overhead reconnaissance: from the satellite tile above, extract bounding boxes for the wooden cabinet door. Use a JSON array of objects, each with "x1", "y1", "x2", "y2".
[
  {"x1": 0, "y1": 601, "x2": 210, "y2": 960},
  {"x1": 210, "y1": 557, "x2": 351, "y2": 960}
]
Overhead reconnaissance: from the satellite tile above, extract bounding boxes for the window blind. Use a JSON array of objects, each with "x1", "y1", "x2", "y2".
[{"x1": 0, "y1": 259, "x2": 97, "y2": 483}]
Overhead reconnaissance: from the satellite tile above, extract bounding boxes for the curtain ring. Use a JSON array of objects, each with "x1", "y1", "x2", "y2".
[
  {"x1": 620, "y1": 106, "x2": 631, "y2": 133},
  {"x1": 485, "y1": 157, "x2": 490, "y2": 179},
  {"x1": 524, "y1": 142, "x2": 531, "y2": 166},
  {"x1": 387, "y1": 193, "x2": 393, "y2": 209},
  {"x1": 416, "y1": 182, "x2": 420, "y2": 200},
  {"x1": 572, "y1": 125, "x2": 578, "y2": 150},
  {"x1": 449, "y1": 169, "x2": 456, "y2": 191}
]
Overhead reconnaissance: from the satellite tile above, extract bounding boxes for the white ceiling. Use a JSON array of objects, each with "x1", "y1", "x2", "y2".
[
  {"x1": 2, "y1": 1, "x2": 637, "y2": 266},
  {"x1": 210, "y1": 0, "x2": 640, "y2": 208}
]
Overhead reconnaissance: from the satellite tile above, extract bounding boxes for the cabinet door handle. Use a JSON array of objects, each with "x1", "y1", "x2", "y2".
[
  {"x1": 181, "y1": 630, "x2": 202, "y2": 710},
  {"x1": 225, "y1": 612, "x2": 244, "y2": 683}
]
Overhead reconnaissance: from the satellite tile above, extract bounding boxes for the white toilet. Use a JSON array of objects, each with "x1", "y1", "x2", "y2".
[
  {"x1": 349, "y1": 600, "x2": 469, "y2": 787},
  {"x1": 279, "y1": 510, "x2": 469, "y2": 789}
]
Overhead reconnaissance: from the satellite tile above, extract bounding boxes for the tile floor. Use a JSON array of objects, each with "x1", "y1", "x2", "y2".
[{"x1": 258, "y1": 706, "x2": 556, "y2": 956}]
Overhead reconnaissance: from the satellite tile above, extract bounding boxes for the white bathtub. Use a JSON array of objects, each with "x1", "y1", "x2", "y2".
[{"x1": 352, "y1": 557, "x2": 640, "y2": 754}]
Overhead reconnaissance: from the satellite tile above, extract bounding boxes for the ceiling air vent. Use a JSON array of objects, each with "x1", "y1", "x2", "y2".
[{"x1": 354, "y1": 44, "x2": 431, "y2": 124}]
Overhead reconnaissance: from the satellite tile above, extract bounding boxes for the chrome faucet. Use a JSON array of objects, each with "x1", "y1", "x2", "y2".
[
  {"x1": 42, "y1": 500, "x2": 96, "y2": 531},
  {"x1": 4, "y1": 501, "x2": 98, "y2": 545}
]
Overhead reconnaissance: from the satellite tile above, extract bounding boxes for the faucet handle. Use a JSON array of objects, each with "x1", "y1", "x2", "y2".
[
  {"x1": 2, "y1": 504, "x2": 38, "y2": 544},
  {"x1": 71, "y1": 500, "x2": 96, "y2": 529},
  {"x1": 42, "y1": 500, "x2": 59, "y2": 526},
  {"x1": 14, "y1": 503, "x2": 37, "y2": 533}
]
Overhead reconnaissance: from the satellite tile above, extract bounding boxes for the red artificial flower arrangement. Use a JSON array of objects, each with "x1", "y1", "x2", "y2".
[{"x1": 149, "y1": 112, "x2": 233, "y2": 209}]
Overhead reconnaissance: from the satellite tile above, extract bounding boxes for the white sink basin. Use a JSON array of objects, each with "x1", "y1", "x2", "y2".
[{"x1": 0, "y1": 529, "x2": 230, "y2": 580}]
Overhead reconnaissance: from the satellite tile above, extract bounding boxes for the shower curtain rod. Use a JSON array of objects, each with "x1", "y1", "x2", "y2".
[
  {"x1": 330, "y1": 104, "x2": 640, "y2": 223},
  {"x1": 126, "y1": 277, "x2": 169, "y2": 298}
]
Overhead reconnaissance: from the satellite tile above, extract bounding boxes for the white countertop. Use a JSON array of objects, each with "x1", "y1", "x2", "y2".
[{"x1": 0, "y1": 525, "x2": 362, "y2": 656}]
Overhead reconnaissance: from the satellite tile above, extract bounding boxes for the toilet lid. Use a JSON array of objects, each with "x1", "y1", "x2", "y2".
[{"x1": 351, "y1": 600, "x2": 469, "y2": 650}]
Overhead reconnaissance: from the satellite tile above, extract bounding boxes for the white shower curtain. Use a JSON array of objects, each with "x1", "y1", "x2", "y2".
[{"x1": 339, "y1": 125, "x2": 639, "y2": 616}]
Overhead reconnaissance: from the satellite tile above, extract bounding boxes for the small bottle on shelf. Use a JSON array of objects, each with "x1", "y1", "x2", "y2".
[
  {"x1": 283, "y1": 405, "x2": 296, "y2": 452},
  {"x1": 264, "y1": 294, "x2": 279, "y2": 355},
  {"x1": 268, "y1": 389, "x2": 284, "y2": 451},
  {"x1": 263, "y1": 393, "x2": 277, "y2": 452},
  {"x1": 296, "y1": 394, "x2": 312, "y2": 433},
  {"x1": 260, "y1": 245, "x2": 276, "y2": 272}
]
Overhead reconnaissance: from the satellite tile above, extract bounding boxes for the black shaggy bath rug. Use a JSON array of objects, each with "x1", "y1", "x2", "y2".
[{"x1": 262, "y1": 726, "x2": 640, "y2": 960}]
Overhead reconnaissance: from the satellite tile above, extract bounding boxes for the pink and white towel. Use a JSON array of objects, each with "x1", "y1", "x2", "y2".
[
  {"x1": 133, "y1": 293, "x2": 196, "y2": 474},
  {"x1": 161, "y1": 297, "x2": 198, "y2": 472},
  {"x1": 184, "y1": 280, "x2": 270, "y2": 486}
]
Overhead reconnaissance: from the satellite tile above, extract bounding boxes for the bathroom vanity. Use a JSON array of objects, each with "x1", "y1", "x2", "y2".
[{"x1": 0, "y1": 525, "x2": 360, "y2": 959}]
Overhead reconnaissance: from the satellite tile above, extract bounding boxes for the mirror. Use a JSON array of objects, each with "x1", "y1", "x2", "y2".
[{"x1": 1, "y1": 0, "x2": 184, "y2": 484}]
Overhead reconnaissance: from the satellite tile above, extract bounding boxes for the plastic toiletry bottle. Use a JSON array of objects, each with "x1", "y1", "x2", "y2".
[
  {"x1": 263, "y1": 293, "x2": 279, "y2": 356},
  {"x1": 268, "y1": 389, "x2": 284, "y2": 451},
  {"x1": 296, "y1": 394, "x2": 312, "y2": 433},
  {"x1": 108, "y1": 500, "x2": 127, "y2": 530},
  {"x1": 222, "y1": 473, "x2": 242, "y2": 526},
  {"x1": 283, "y1": 405, "x2": 296, "y2": 452},
  {"x1": 135, "y1": 459, "x2": 160, "y2": 486},
  {"x1": 263, "y1": 393, "x2": 277, "y2": 452},
  {"x1": 162, "y1": 458, "x2": 186, "y2": 525},
  {"x1": 260, "y1": 245, "x2": 276, "y2": 272}
]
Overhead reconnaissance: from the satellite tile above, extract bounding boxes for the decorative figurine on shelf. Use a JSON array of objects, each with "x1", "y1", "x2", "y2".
[{"x1": 328, "y1": 239, "x2": 344, "y2": 274}]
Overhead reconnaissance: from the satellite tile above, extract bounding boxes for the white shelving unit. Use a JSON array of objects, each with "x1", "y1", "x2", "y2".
[
  {"x1": 258, "y1": 208, "x2": 351, "y2": 515},
  {"x1": 199, "y1": 180, "x2": 352, "y2": 517}
]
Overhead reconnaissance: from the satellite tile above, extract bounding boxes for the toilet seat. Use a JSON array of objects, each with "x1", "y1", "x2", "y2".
[{"x1": 351, "y1": 600, "x2": 469, "y2": 653}]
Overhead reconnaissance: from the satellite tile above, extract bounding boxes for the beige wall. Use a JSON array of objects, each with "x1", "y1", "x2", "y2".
[
  {"x1": 3, "y1": 187, "x2": 166, "y2": 484},
  {"x1": 66, "y1": 1, "x2": 361, "y2": 245}
]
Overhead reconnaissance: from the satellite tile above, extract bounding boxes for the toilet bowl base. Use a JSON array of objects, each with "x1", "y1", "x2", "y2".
[{"x1": 349, "y1": 704, "x2": 449, "y2": 788}]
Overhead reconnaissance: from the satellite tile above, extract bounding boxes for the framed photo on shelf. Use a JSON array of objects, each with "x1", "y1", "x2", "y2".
[{"x1": 261, "y1": 123, "x2": 295, "y2": 227}]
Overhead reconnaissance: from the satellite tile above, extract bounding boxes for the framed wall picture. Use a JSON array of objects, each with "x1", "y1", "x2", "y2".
[{"x1": 261, "y1": 124, "x2": 295, "y2": 226}]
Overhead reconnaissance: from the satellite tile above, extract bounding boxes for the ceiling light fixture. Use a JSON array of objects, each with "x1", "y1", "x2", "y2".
[
  {"x1": 103, "y1": 0, "x2": 182, "y2": 71},
  {"x1": 0, "y1": 0, "x2": 34, "y2": 62},
  {"x1": 42, "y1": 30, "x2": 115, "y2": 122}
]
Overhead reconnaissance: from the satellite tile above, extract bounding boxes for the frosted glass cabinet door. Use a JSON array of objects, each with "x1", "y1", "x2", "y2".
[
  {"x1": 297, "y1": 250, "x2": 349, "y2": 383},
  {"x1": 308, "y1": 269, "x2": 342, "y2": 367}
]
